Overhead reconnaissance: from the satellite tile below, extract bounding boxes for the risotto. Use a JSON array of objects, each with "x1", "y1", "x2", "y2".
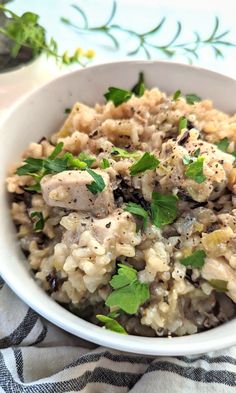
[{"x1": 7, "y1": 73, "x2": 236, "y2": 336}]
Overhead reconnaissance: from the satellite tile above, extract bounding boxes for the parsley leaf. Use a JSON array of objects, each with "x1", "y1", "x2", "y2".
[
  {"x1": 16, "y1": 157, "x2": 44, "y2": 176},
  {"x1": 180, "y1": 250, "x2": 206, "y2": 268},
  {"x1": 124, "y1": 202, "x2": 149, "y2": 228},
  {"x1": 111, "y1": 147, "x2": 140, "y2": 158},
  {"x1": 105, "y1": 264, "x2": 150, "y2": 314},
  {"x1": 185, "y1": 93, "x2": 201, "y2": 105},
  {"x1": 48, "y1": 141, "x2": 64, "y2": 160},
  {"x1": 185, "y1": 156, "x2": 206, "y2": 184},
  {"x1": 86, "y1": 169, "x2": 106, "y2": 194},
  {"x1": 96, "y1": 314, "x2": 127, "y2": 334},
  {"x1": 104, "y1": 87, "x2": 132, "y2": 107},
  {"x1": 130, "y1": 152, "x2": 160, "y2": 176},
  {"x1": 194, "y1": 148, "x2": 201, "y2": 158},
  {"x1": 151, "y1": 192, "x2": 178, "y2": 228},
  {"x1": 78, "y1": 152, "x2": 96, "y2": 168},
  {"x1": 178, "y1": 116, "x2": 188, "y2": 132},
  {"x1": 172, "y1": 89, "x2": 181, "y2": 101},
  {"x1": 216, "y1": 137, "x2": 230, "y2": 152},
  {"x1": 131, "y1": 72, "x2": 145, "y2": 97},
  {"x1": 100, "y1": 158, "x2": 110, "y2": 169},
  {"x1": 30, "y1": 211, "x2": 45, "y2": 231},
  {"x1": 208, "y1": 279, "x2": 228, "y2": 292},
  {"x1": 44, "y1": 157, "x2": 68, "y2": 173}
]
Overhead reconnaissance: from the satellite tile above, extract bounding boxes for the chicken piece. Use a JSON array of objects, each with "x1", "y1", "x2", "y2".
[
  {"x1": 202, "y1": 257, "x2": 236, "y2": 303},
  {"x1": 157, "y1": 129, "x2": 235, "y2": 202},
  {"x1": 41, "y1": 170, "x2": 114, "y2": 218}
]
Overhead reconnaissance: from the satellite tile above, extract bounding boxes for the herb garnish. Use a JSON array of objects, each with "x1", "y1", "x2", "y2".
[
  {"x1": 130, "y1": 152, "x2": 160, "y2": 176},
  {"x1": 185, "y1": 94, "x2": 201, "y2": 105},
  {"x1": 151, "y1": 192, "x2": 178, "y2": 228},
  {"x1": 208, "y1": 279, "x2": 228, "y2": 292},
  {"x1": 178, "y1": 116, "x2": 188, "y2": 132},
  {"x1": 216, "y1": 137, "x2": 236, "y2": 158},
  {"x1": 131, "y1": 72, "x2": 145, "y2": 97},
  {"x1": 100, "y1": 158, "x2": 110, "y2": 169},
  {"x1": 30, "y1": 211, "x2": 45, "y2": 231},
  {"x1": 173, "y1": 89, "x2": 181, "y2": 101},
  {"x1": 86, "y1": 168, "x2": 106, "y2": 194},
  {"x1": 104, "y1": 73, "x2": 146, "y2": 106},
  {"x1": 105, "y1": 263, "x2": 150, "y2": 314},
  {"x1": 124, "y1": 202, "x2": 149, "y2": 228},
  {"x1": 104, "y1": 87, "x2": 132, "y2": 107},
  {"x1": 180, "y1": 250, "x2": 206, "y2": 268},
  {"x1": 185, "y1": 156, "x2": 206, "y2": 184},
  {"x1": 77, "y1": 152, "x2": 96, "y2": 168},
  {"x1": 111, "y1": 147, "x2": 140, "y2": 158},
  {"x1": 96, "y1": 314, "x2": 127, "y2": 334}
]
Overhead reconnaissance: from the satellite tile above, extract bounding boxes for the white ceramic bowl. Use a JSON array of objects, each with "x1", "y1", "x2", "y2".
[{"x1": 1, "y1": 60, "x2": 236, "y2": 356}]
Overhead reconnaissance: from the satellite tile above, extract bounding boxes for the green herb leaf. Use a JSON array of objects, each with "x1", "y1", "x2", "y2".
[
  {"x1": 173, "y1": 89, "x2": 181, "y2": 101},
  {"x1": 96, "y1": 314, "x2": 127, "y2": 334},
  {"x1": 48, "y1": 142, "x2": 64, "y2": 160},
  {"x1": 25, "y1": 183, "x2": 41, "y2": 192},
  {"x1": 30, "y1": 211, "x2": 45, "y2": 231},
  {"x1": 106, "y1": 263, "x2": 150, "y2": 314},
  {"x1": 185, "y1": 93, "x2": 201, "y2": 105},
  {"x1": 44, "y1": 157, "x2": 68, "y2": 173},
  {"x1": 208, "y1": 279, "x2": 228, "y2": 292},
  {"x1": 180, "y1": 250, "x2": 206, "y2": 268},
  {"x1": 185, "y1": 156, "x2": 206, "y2": 184},
  {"x1": 104, "y1": 87, "x2": 132, "y2": 107},
  {"x1": 130, "y1": 152, "x2": 160, "y2": 176},
  {"x1": 86, "y1": 169, "x2": 106, "y2": 194},
  {"x1": 151, "y1": 192, "x2": 178, "y2": 228},
  {"x1": 124, "y1": 202, "x2": 149, "y2": 228},
  {"x1": 16, "y1": 158, "x2": 44, "y2": 176},
  {"x1": 110, "y1": 264, "x2": 137, "y2": 289},
  {"x1": 216, "y1": 137, "x2": 230, "y2": 152},
  {"x1": 64, "y1": 108, "x2": 71, "y2": 114},
  {"x1": 100, "y1": 158, "x2": 110, "y2": 169},
  {"x1": 131, "y1": 72, "x2": 145, "y2": 97},
  {"x1": 78, "y1": 152, "x2": 96, "y2": 168},
  {"x1": 178, "y1": 116, "x2": 188, "y2": 132},
  {"x1": 194, "y1": 148, "x2": 201, "y2": 158},
  {"x1": 111, "y1": 147, "x2": 140, "y2": 158},
  {"x1": 183, "y1": 155, "x2": 191, "y2": 165}
]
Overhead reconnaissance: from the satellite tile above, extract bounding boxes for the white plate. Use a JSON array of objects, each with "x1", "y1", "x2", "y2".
[{"x1": 0, "y1": 60, "x2": 236, "y2": 355}]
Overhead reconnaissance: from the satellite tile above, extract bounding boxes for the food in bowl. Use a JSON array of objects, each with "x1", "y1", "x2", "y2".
[{"x1": 6, "y1": 73, "x2": 236, "y2": 337}]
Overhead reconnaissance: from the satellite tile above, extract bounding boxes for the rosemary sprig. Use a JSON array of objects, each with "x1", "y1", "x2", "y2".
[{"x1": 61, "y1": 1, "x2": 235, "y2": 62}]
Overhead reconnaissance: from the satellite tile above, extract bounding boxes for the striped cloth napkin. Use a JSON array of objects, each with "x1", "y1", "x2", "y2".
[{"x1": 0, "y1": 278, "x2": 236, "y2": 392}]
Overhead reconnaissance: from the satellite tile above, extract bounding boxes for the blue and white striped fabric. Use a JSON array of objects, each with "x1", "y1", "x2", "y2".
[{"x1": 0, "y1": 279, "x2": 236, "y2": 392}]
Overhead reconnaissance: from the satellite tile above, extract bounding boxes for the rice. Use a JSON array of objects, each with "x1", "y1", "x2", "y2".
[{"x1": 6, "y1": 81, "x2": 236, "y2": 336}]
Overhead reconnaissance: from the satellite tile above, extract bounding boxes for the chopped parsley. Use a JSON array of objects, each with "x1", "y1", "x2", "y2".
[
  {"x1": 185, "y1": 93, "x2": 201, "y2": 105},
  {"x1": 104, "y1": 73, "x2": 146, "y2": 106},
  {"x1": 77, "y1": 152, "x2": 96, "y2": 168},
  {"x1": 180, "y1": 250, "x2": 206, "y2": 268},
  {"x1": 185, "y1": 156, "x2": 206, "y2": 184},
  {"x1": 178, "y1": 116, "x2": 188, "y2": 132},
  {"x1": 104, "y1": 87, "x2": 132, "y2": 107},
  {"x1": 172, "y1": 89, "x2": 181, "y2": 101},
  {"x1": 30, "y1": 211, "x2": 45, "y2": 231},
  {"x1": 208, "y1": 279, "x2": 228, "y2": 292},
  {"x1": 131, "y1": 72, "x2": 145, "y2": 97},
  {"x1": 151, "y1": 192, "x2": 178, "y2": 228},
  {"x1": 216, "y1": 137, "x2": 230, "y2": 152},
  {"x1": 96, "y1": 314, "x2": 127, "y2": 334},
  {"x1": 130, "y1": 152, "x2": 160, "y2": 176},
  {"x1": 105, "y1": 264, "x2": 150, "y2": 314},
  {"x1": 100, "y1": 158, "x2": 110, "y2": 169},
  {"x1": 124, "y1": 202, "x2": 149, "y2": 228},
  {"x1": 86, "y1": 168, "x2": 106, "y2": 194},
  {"x1": 111, "y1": 147, "x2": 140, "y2": 158}
]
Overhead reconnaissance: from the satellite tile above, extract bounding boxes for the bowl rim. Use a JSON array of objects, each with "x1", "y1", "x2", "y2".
[{"x1": 1, "y1": 59, "x2": 236, "y2": 356}]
